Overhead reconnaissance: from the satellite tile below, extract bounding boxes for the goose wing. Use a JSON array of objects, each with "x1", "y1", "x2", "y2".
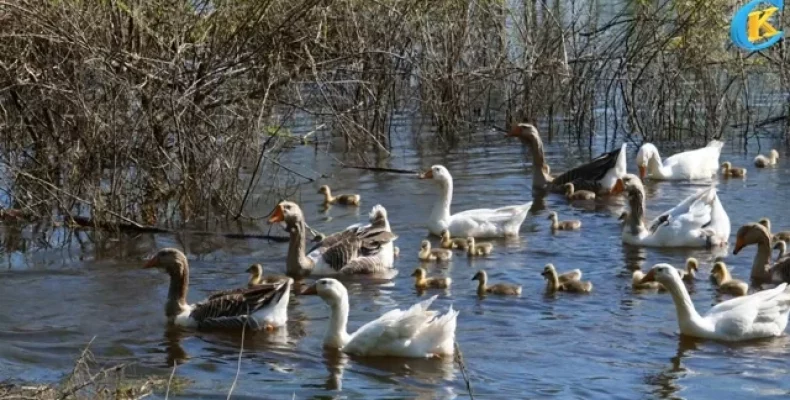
[
  {"x1": 190, "y1": 282, "x2": 289, "y2": 330},
  {"x1": 712, "y1": 283, "x2": 790, "y2": 338},
  {"x1": 551, "y1": 147, "x2": 622, "y2": 187}
]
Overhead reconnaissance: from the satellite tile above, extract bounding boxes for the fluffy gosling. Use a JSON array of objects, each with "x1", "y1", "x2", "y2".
[
  {"x1": 318, "y1": 185, "x2": 361, "y2": 206},
  {"x1": 720, "y1": 162, "x2": 746, "y2": 178},
  {"x1": 548, "y1": 211, "x2": 582, "y2": 231},
  {"x1": 440, "y1": 229, "x2": 469, "y2": 250},
  {"x1": 542, "y1": 263, "x2": 592, "y2": 294},
  {"x1": 466, "y1": 237, "x2": 493, "y2": 256},
  {"x1": 754, "y1": 149, "x2": 779, "y2": 168},
  {"x1": 710, "y1": 261, "x2": 749, "y2": 297},
  {"x1": 472, "y1": 270, "x2": 521, "y2": 296},
  {"x1": 418, "y1": 240, "x2": 453, "y2": 262},
  {"x1": 564, "y1": 183, "x2": 596, "y2": 201},
  {"x1": 411, "y1": 268, "x2": 451, "y2": 289}
]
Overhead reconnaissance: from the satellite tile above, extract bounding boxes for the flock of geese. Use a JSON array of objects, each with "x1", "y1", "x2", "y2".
[{"x1": 142, "y1": 123, "x2": 790, "y2": 359}]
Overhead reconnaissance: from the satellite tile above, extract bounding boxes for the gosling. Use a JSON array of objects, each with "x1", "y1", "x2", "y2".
[
  {"x1": 541, "y1": 263, "x2": 592, "y2": 294},
  {"x1": 411, "y1": 268, "x2": 452, "y2": 289},
  {"x1": 440, "y1": 229, "x2": 468, "y2": 250},
  {"x1": 466, "y1": 237, "x2": 493, "y2": 257},
  {"x1": 754, "y1": 149, "x2": 779, "y2": 168},
  {"x1": 758, "y1": 217, "x2": 790, "y2": 244},
  {"x1": 720, "y1": 162, "x2": 746, "y2": 178},
  {"x1": 632, "y1": 269, "x2": 664, "y2": 291},
  {"x1": 246, "y1": 263, "x2": 288, "y2": 286},
  {"x1": 564, "y1": 183, "x2": 595, "y2": 201},
  {"x1": 318, "y1": 185, "x2": 361, "y2": 206},
  {"x1": 472, "y1": 270, "x2": 522, "y2": 296},
  {"x1": 418, "y1": 240, "x2": 453, "y2": 262},
  {"x1": 548, "y1": 211, "x2": 582, "y2": 231},
  {"x1": 678, "y1": 257, "x2": 698, "y2": 283},
  {"x1": 710, "y1": 261, "x2": 749, "y2": 297}
]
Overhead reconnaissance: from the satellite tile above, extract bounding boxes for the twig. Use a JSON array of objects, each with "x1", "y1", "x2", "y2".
[
  {"x1": 164, "y1": 362, "x2": 177, "y2": 400},
  {"x1": 454, "y1": 341, "x2": 475, "y2": 400},
  {"x1": 341, "y1": 165, "x2": 419, "y2": 174},
  {"x1": 226, "y1": 315, "x2": 247, "y2": 400}
]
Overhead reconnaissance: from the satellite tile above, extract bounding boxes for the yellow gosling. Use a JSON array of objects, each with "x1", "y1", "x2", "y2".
[
  {"x1": 472, "y1": 270, "x2": 521, "y2": 296},
  {"x1": 411, "y1": 268, "x2": 451, "y2": 289}
]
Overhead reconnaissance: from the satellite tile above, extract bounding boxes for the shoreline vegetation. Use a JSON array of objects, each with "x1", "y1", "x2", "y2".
[{"x1": 1, "y1": 0, "x2": 788, "y2": 230}]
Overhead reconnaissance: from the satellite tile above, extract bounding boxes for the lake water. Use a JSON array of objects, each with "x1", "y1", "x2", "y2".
[{"x1": 2, "y1": 127, "x2": 790, "y2": 399}]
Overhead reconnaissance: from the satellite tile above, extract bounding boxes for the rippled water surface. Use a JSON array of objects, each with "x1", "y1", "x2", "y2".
[{"x1": 2, "y1": 128, "x2": 790, "y2": 399}]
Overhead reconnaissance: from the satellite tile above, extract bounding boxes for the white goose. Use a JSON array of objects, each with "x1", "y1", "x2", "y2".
[
  {"x1": 636, "y1": 140, "x2": 724, "y2": 180},
  {"x1": 419, "y1": 165, "x2": 532, "y2": 237},
  {"x1": 302, "y1": 278, "x2": 458, "y2": 358},
  {"x1": 616, "y1": 174, "x2": 730, "y2": 247},
  {"x1": 640, "y1": 263, "x2": 790, "y2": 342}
]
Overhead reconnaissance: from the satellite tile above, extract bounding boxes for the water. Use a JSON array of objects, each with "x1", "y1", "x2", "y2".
[{"x1": 2, "y1": 129, "x2": 790, "y2": 399}]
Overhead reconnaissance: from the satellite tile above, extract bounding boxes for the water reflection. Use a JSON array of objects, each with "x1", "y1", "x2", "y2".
[{"x1": 644, "y1": 335, "x2": 702, "y2": 399}]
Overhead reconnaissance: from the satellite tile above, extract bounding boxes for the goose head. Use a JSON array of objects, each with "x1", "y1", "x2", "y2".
[
  {"x1": 441, "y1": 229, "x2": 451, "y2": 241},
  {"x1": 419, "y1": 165, "x2": 452, "y2": 185},
  {"x1": 267, "y1": 201, "x2": 305, "y2": 227},
  {"x1": 720, "y1": 162, "x2": 732, "y2": 172},
  {"x1": 541, "y1": 263, "x2": 558, "y2": 279},
  {"x1": 639, "y1": 263, "x2": 681, "y2": 284},
  {"x1": 733, "y1": 223, "x2": 771, "y2": 254},
  {"x1": 618, "y1": 211, "x2": 629, "y2": 222},
  {"x1": 410, "y1": 268, "x2": 427, "y2": 279},
  {"x1": 685, "y1": 258, "x2": 699, "y2": 272},
  {"x1": 770, "y1": 149, "x2": 780, "y2": 160},
  {"x1": 246, "y1": 263, "x2": 263, "y2": 275},
  {"x1": 317, "y1": 185, "x2": 331, "y2": 195},
  {"x1": 613, "y1": 173, "x2": 643, "y2": 196},
  {"x1": 635, "y1": 143, "x2": 659, "y2": 179},
  {"x1": 471, "y1": 270, "x2": 488, "y2": 282},
  {"x1": 301, "y1": 278, "x2": 347, "y2": 305},
  {"x1": 546, "y1": 211, "x2": 558, "y2": 221},
  {"x1": 369, "y1": 204, "x2": 388, "y2": 224},
  {"x1": 758, "y1": 217, "x2": 771, "y2": 231},
  {"x1": 143, "y1": 248, "x2": 188, "y2": 277},
  {"x1": 466, "y1": 237, "x2": 475, "y2": 248},
  {"x1": 506, "y1": 123, "x2": 540, "y2": 143},
  {"x1": 420, "y1": 240, "x2": 432, "y2": 251},
  {"x1": 711, "y1": 261, "x2": 729, "y2": 280}
]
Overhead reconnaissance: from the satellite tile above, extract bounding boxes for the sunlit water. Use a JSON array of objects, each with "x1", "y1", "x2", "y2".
[{"x1": 2, "y1": 127, "x2": 790, "y2": 399}]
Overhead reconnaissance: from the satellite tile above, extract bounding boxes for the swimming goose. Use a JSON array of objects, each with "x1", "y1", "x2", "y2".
[
  {"x1": 754, "y1": 149, "x2": 779, "y2": 168},
  {"x1": 143, "y1": 248, "x2": 292, "y2": 330},
  {"x1": 246, "y1": 264, "x2": 289, "y2": 286},
  {"x1": 411, "y1": 268, "x2": 452, "y2": 289},
  {"x1": 732, "y1": 223, "x2": 790, "y2": 285},
  {"x1": 564, "y1": 183, "x2": 596, "y2": 201},
  {"x1": 301, "y1": 278, "x2": 458, "y2": 358},
  {"x1": 639, "y1": 263, "x2": 790, "y2": 341},
  {"x1": 757, "y1": 217, "x2": 790, "y2": 245},
  {"x1": 616, "y1": 174, "x2": 730, "y2": 247},
  {"x1": 419, "y1": 165, "x2": 532, "y2": 237},
  {"x1": 472, "y1": 270, "x2": 522, "y2": 296},
  {"x1": 710, "y1": 261, "x2": 749, "y2": 297},
  {"x1": 440, "y1": 229, "x2": 469, "y2": 250},
  {"x1": 547, "y1": 211, "x2": 581, "y2": 231},
  {"x1": 318, "y1": 185, "x2": 361, "y2": 206},
  {"x1": 507, "y1": 123, "x2": 627, "y2": 194},
  {"x1": 419, "y1": 240, "x2": 453, "y2": 262},
  {"x1": 635, "y1": 140, "x2": 724, "y2": 180},
  {"x1": 466, "y1": 237, "x2": 493, "y2": 256},
  {"x1": 678, "y1": 258, "x2": 699, "y2": 283},
  {"x1": 542, "y1": 264, "x2": 593, "y2": 294},
  {"x1": 720, "y1": 162, "x2": 746, "y2": 178},
  {"x1": 268, "y1": 202, "x2": 398, "y2": 279}
]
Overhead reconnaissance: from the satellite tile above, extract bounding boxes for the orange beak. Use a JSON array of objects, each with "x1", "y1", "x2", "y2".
[
  {"x1": 267, "y1": 204, "x2": 285, "y2": 224},
  {"x1": 612, "y1": 179, "x2": 625, "y2": 194},
  {"x1": 506, "y1": 125, "x2": 522, "y2": 138},
  {"x1": 639, "y1": 268, "x2": 657, "y2": 283},
  {"x1": 638, "y1": 165, "x2": 646, "y2": 179},
  {"x1": 419, "y1": 169, "x2": 433, "y2": 179},
  {"x1": 143, "y1": 256, "x2": 158, "y2": 269},
  {"x1": 733, "y1": 237, "x2": 745, "y2": 255},
  {"x1": 301, "y1": 283, "x2": 318, "y2": 295}
]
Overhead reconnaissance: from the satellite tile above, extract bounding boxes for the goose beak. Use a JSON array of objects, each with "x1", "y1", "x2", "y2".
[
  {"x1": 267, "y1": 204, "x2": 285, "y2": 224},
  {"x1": 419, "y1": 170, "x2": 433, "y2": 179},
  {"x1": 301, "y1": 283, "x2": 318, "y2": 295},
  {"x1": 143, "y1": 257, "x2": 158, "y2": 269},
  {"x1": 612, "y1": 179, "x2": 625, "y2": 194},
  {"x1": 733, "y1": 237, "x2": 745, "y2": 255},
  {"x1": 639, "y1": 269, "x2": 657, "y2": 283},
  {"x1": 638, "y1": 165, "x2": 646, "y2": 179}
]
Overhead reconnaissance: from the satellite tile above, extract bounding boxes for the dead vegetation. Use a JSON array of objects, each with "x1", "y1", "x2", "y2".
[{"x1": 0, "y1": 0, "x2": 787, "y2": 228}]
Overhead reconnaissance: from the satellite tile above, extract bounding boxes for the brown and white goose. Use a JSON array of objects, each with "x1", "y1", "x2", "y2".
[
  {"x1": 143, "y1": 248, "x2": 292, "y2": 330},
  {"x1": 507, "y1": 123, "x2": 627, "y2": 195},
  {"x1": 733, "y1": 223, "x2": 790, "y2": 285},
  {"x1": 268, "y1": 202, "x2": 398, "y2": 279}
]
